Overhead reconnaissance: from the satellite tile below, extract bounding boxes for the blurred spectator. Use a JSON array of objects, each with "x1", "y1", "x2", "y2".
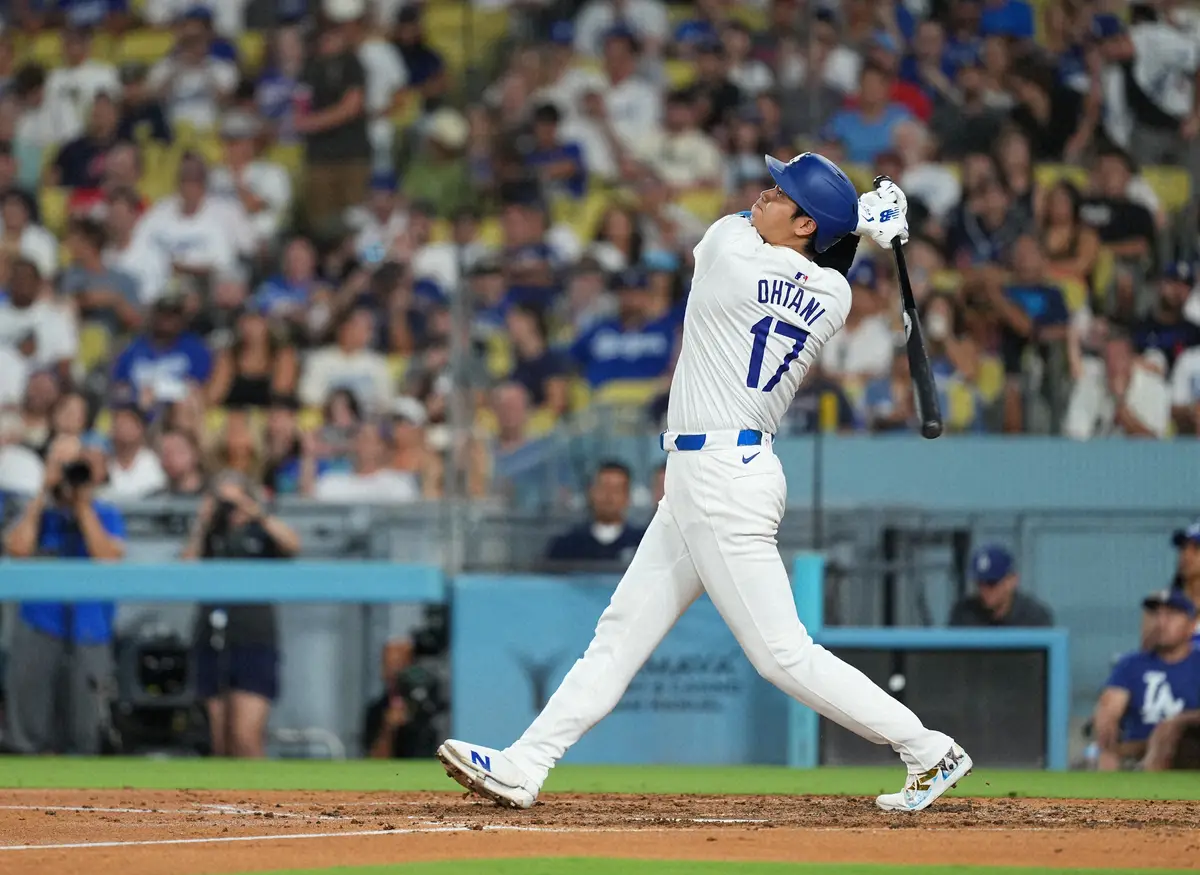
[
  {"x1": 506, "y1": 302, "x2": 569, "y2": 417},
  {"x1": 575, "y1": 0, "x2": 669, "y2": 59},
  {"x1": 588, "y1": 27, "x2": 662, "y2": 152},
  {"x1": 1064, "y1": 325, "x2": 1170, "y2": 440},
  {"x1": 945, "y1": 177, "x2": 1022, "y2": 268},
  {"x1": 1093, "y1": 590, "x2": 1200, "y2": 771},
  {"x1": 103, "y1": 186, "x2": 170, "y2": 305},
  {"x1": 402, "y1": 108, "x2": 471, "y2": 218},
  {"x1": 208, "y1": 112, "x2": 293, "y2": 252},
  {"x1": 545, "y1": 460, "x2": 644, "y2": 565},
  {"x1": 411, "y1": 206, "x2": 493, "y2": 294},
  {"x1": 588, "y1": 203, "x2": 641, "y2": 274},
  {"x1": 0, "y1": 335, "x2": 31, "y2": 410},
  {"x1": 144, "y1": 0, "x2": 247, "y2": 36},
  {"x1": 208, "y1": 411, "x2": 264, "y2": 483},
  {"x1": 1080, "y1": 150, "x2": 1158, "y2": 262},
  {"x1": 782, "y1": 362, "x2": 858, "y2": 434},
  {"x1": 250, "y1": 236, "x2": 325, "y2": 329},
  {"x1": 1039, "y1": 182, "x2": 1100, "y2": 290},
  {"x1": 0, "y1": 257, "x2": 78, "y2": 382},
  {"x1": 256, "y1": 25, "x2": 306, "y2": 145},
  {"x1": 864, "y1": 346, "x2": 917, "y2": 432},
  {"x1": 318, "y1": 387, "x2": 364, "y2": 464},
  {"x1": 523, "y1": 103, "x2": 587, "y2": 201},
  {"x1": 47, "y1": 93, "x2": 120, "y2": 191},
  {"x1": 2, "y1": 189, "x2": 59, "y2": 280},
  {"x1": 299, "y1": 0, "x2": 372, "y2": 232},
  {"x1": 894, "y1": 120, "x2": 960, "y2": 226},
  {"x1": 390, "y1": 5, "x2": 446, "y2": 105},
  {"x1": 155, "y1": 428, "x2": 206, "y2": 496},
  {"x1": 569, "y1": 268, "x2": 677, "y2": 391},
  {"x1": 182, "y1": 472, "x2": 301, "y2": 758},
  {"x1": 1133, "y1": 262, "x2": 1200, "y2": 372},
  {"x1": 362, "y1": 638, "x2": 420, "y2": 758},
  {"x1": 147, "y1": 8, "x2": 238, "y2": 130},
  {"x1": 110, "y1": 292, "x2": 212, "y2": 410},
  {"x1": 48, "y1": 391, "x2": 92, "y2": 441},
  {"x1": 136, "y1": 154, "x2": 248, "y2": 279},
  {"x1": 949, "y1": 544, "x2": 1054, "y2": 627},
  {"x1": 900, "y1": 19, "x2": 958, "y2": 110},
  {"x1": 14, "y1": 63, "x2": 82, "y2": 160},
  {"x1": 932, "y1": 58, "x2": 1008, "y2": 159},
  {"x1": 345, "y1": 4, "x2": 408, "y2": 171},
  {"x1": 60, "y1": 216, "x2": 142, "y2": 337},
  {"x1": 307, "y1": 421, "x2": 419, "y2": 503},
  {"x1": 1171, "y1": 520, "x2": 1200, "y2": 624},
  {"x1": 722, "y1": 20, "x2": 773, "y2": 98},
  {"x1": 116, "y1": 61, "x2": 172, "y2": 144},
  {"x1": 347, "y1": 170, "x2": 409, "y2": 268},
  {"x1": 17, "y1": 371, "x2": 60, "y2": 451},
  {"x1": 0, "y1": 411, "x2": 43, "y2": 496},
  {"x1": 636, "y1": 89, "x2": 722, "y2": 192},
  {"x1": 692, "y1": 36, "x2": 741, "y2": 133},
  {"x1": 822, "y1": 61, "x2": 913, "y2": 165},
  {"x1": 820, "y1": 260, "x2": 894, "y2": 383},
  {"x1": 387, "y1": 396, "x2": 431, "y2": 496},
  {"x1": 558, "y1": 255, "x2": 616, "y2": 339},
  {"x1": 45, "y1": 24, "x2": 120, "y2": 126},
  {"x1": 298, "y1": 306, "x2": 392, "y2": 413},
  {"x1": 2, "y1": 433, "x2": 125, "y2": 755},
  {"x1": 1008, "y1": 54, "x2": 1093, "y2": 161},
  {"x1": 207, "y1": 308, "x2": 298, "y2": 409},
  {"x1": 100, "y1": 405, "x2": 166, "y2": 499}
]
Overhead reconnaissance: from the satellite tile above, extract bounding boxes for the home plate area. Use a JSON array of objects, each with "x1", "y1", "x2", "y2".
[{"x1": 1, "y1": 789, "x2": 1196, "y2": 874}]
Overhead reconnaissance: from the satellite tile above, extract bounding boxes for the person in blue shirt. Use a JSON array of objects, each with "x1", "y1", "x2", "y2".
[
  {"x1": 2, "y1": 433, "x2": 126, "y2": 754},
  {"x1": 568, "y1": 269, "x2": 680, "y2": 390},
  {"x1": 110, "y1": 292, "x2": 213, "y2": 410},
  {"x1": 391, "y1": 5, "x2": 446, "y2": 105},
  {"x1": 1093, "y1": 590, "x2": 1200, "y2": 771},
  {"x1": 545, "y1": 461, "x2": 645, "y2": 568},
  {"x1": 525, "y1": 103, "x2": 586, "y2": 201},
  {"x1": 820, "y1": 62, "x2": 914, "y2": 164},
  {"x1": 979, "y1": 0, "x2": 1035, "y2": 40}
]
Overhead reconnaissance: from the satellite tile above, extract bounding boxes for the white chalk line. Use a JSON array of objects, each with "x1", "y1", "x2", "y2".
[{"x1": 0, "y1": 804, "x2": 347, "y2": 822}]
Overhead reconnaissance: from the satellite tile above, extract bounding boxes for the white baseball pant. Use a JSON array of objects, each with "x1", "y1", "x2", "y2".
[{"x1": 506, "y1": 434, "x2": 953, "y2": 784}]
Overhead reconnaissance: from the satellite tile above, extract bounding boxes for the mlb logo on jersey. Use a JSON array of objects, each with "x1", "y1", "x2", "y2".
[{"x1": 795, "y1": 271, "x2": 808, "y2": 285}]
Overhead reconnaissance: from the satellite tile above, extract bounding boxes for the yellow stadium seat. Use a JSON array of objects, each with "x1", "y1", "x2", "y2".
[
  {"x1": 27, "y1": 32, "x2": 63, "y2": 68},
  {"x1": 478, "y1": 217, "x2": 503, "y2": 247},
  {"x1": 567, "y1": 377, "x2": 591, "y2": 412},
  {"x1": 424, "y1": 5, "x2": 510, "y2": 72},
  {"x1": 527, "y1": 407, "x2": 558, "y2": 437},
  {"x1": 237, "y1": 32, "x2": 266, "y2": 75},
  {"x1": 1034, "y1": 164, "x2": 1088, "y2": 192},
  {"x1": 728, "y1": 7, "x2": 767, "y2": 31},
  {"x1": 976, "y1": 355, "x2": 1005, "y2": 404},
  {"x1": 663, "y1": 59, "x2": 696, "y2": 89},
  {"x1": 485, "y1": 333, "x2": 513, "y2": 381},
  {"x1": 554, "y1": 187, "x2": 610, "y2": 241},
  {"x1": 387, "y1": 354, "x2": 411, "y2": 387},
  {"x1": 1092, "y1": 246, "x2": 1116, "y2": 298},
  {"x1": 1052, "y1": 276, "x2": 1087, "y2": 313},
  {"x1": 205, "y1": 407, "x2": 230, "y2": 435},
  {"x1": 474, "y1": 406, "x2": 498, "y2": 434},
  {"x1": 39, "y1": 187, "x2": 69, "y2": 238},
  {"x1": 946, "y1": 381, "x2": 978, "y2": 432},
  {"x1": 592, "y1": 379, "x2": 662, "y2": 408},
  {"x1": 93, "y1": 409, "x2": 112, "y2": 436},
  {"x1": 116, "y1": 29, "x2": 175, "y2": 67},
  {"x1": 842, "y1": 163, "x2": 874, "y2": 194},
  {"x1": 264, "y1": 143, "x2": 305, "y2": 181},
  {"x1": 297, "y1": 407, "x2": 324, "y2": 432},
  {"x1": 1142, "y1": 165, "x2": 1192, "y2": 215},
  {"x1": 676, "y1": 188, "x2": 724, "y2": 224},
  {"x1": 77, "y1": 323, "x2": 113, "y2": 372},
  {"x1": 931, "y1": 270, "x2": 963, "y2": 293},
  {"x1": 428, "y1": 218, "x2": 452, "y2": 243}
]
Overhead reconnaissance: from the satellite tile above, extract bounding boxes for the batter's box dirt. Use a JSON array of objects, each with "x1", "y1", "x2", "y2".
[{"x1": 1, "y1": 790, "x2": 1197, "y2": 875}]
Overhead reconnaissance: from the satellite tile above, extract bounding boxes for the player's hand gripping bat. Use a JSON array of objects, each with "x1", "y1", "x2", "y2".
[{"x1": 873, "y1": 175, "x2": 943, "y2": 440}]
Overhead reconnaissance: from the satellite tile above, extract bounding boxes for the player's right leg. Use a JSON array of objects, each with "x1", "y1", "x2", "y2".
[
  {"x1": 438, "y1": 494, "x2": 703, "y2": 808},
  {"x1": 672, "y1": 450, "x2": 971, "y2": 812}
]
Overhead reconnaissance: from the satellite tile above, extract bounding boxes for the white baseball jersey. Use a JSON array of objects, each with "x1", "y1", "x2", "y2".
[{"x1": 667, "y1": 213, "x2": 853, "y2": 434}]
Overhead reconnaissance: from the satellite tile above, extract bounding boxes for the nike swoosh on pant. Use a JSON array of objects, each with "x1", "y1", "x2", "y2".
[{"x1": 742, "y1": 453, "x2": 760, "y2": 464}]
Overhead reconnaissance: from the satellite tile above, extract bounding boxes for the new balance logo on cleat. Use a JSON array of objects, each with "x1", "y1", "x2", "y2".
[{"x1": 470, "y1": 751, "x2": 492, "y2": 771}]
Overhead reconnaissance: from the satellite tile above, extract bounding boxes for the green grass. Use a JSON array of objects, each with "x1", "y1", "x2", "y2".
[
  {"x1": 230, "y1": 863, "x2": 1185, "y2": 875},
  {"x1": 3, "y1": 757, "x2": 1200, "y2": 800}
]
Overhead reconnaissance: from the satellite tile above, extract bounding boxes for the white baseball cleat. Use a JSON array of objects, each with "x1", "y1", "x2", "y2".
[
  {"x1": 875, "y1": 744, "x2": 973, "y2": 812},
  {"x1": 437, "y1": 740, "x2": 539, "y2": 810}
]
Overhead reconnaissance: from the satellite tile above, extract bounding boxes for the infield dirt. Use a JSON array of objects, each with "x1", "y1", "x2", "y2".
[{"x1": 2, "y1": 789, "x2": 1198, "y2": 873}]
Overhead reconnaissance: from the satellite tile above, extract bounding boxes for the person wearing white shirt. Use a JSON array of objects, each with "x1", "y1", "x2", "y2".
[
  {"x1": 1064, "y1": 329, "x2": 1171, "y2": 440},
  {"x1": 345, "y1": 170, "x2": 409, "y2": 267},
  {"x1": 104, "y1": 187, "x2": 171, "y2": 305},
  {"x1": 347, "y1": 13, "x2": 410, "y2": 170},
  {"x1": 574, "y1": 0, "x2": 669, "y2": 58},
  {"x1": 634, "y1": 89, "x2": 722, "y2": 191},
  {"x1": 724, "y1": 21, "x2": 774, "y2": 98},
  {"x1": 100, "y1": 406, "x2": 168, "y2": 500},
  {"x1": 45, "y1": 25, "x2": 121, "y2": 126},
  {"x1": 135, "y1": 155, "x2": 249, "y2": 278},
  {"x1": 298, "y1": 307, "x2": 394, "y2": 413},
  {"x1": 143, "y1": 0, "x2": 248, "y2": 39},
  {"x1": 587, "y1": 28, "x2": 662, "y2": 154},
  {"x1": 819, "y1": 261, "x2": 896, "y2": 382},
  {"x1": 13, "y1": 64, "x2": 83, "y2": 158},
  {"x1": 207, "y1": 112, "x2": 293, "y2": 252},
  {"x1": 412, "y1": 207, "x2": 495, "y2": 294},
  {"x1": 1, "y1": 190, "x2": 60, "y2": 281},
  {"x1": 0, "y1": 411, "x2": 44, "y2": 496},
  {"x1": 0, "y1": 259, "x2": 79, "y2": 376},
  {"x1": 311, "y1": 422, "x2": 419, "y2": 504},
  {"x1": 0, "y1": 343, "x2": 31, "y2": 409},
  {"x1": 147, "y1": 10, "x2": 239, "y2": 130},
  {"x1": 531, "y1": 21, "x2": 606, "y2": 122},
  {"x1": 894, "y1": 120, "x2": 962, "y2": 224}
]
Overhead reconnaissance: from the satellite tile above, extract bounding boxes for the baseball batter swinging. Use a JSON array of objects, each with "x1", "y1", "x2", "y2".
[{"x1": 439, "y1": 154, "x2": 973, "y2": 813}]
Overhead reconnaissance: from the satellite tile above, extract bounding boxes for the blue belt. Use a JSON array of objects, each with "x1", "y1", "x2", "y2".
[{"x1": 660, "y1": 429, "x2": 765, "y2": 452}]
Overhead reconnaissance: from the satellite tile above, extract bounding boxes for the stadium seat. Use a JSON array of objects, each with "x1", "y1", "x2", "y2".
[
  {"x1": 1092, "y1": 246, "x2": 1116, "y2": 298},
  {"x1": 592, "y1": 379, "x2": 662, "y2": 409},
  {"x1": 676, "y1": 188, "x2": 724, "y2": 224},
  {"x1": 298, "y1": 407, "x2": 324, "y2": 433},
  {"x1": 206, "y1": 407, "x2": 230, "y2": 435},
  {"x1": 26, "y1": 32, "x2": 63, "y2": 68},
  {"x1": 264, "y1": 143, "x2": 305, "y2": 183},
  {"x1": 946, "y1": 381, "x2": 979, "y2": 432},
  {"x1": 842, "y1": 164, "x2": 875, "y2": 194},
  {"x1": 553, "y1": 188, "x2": 610, "y2": 241},
  {"x1": 567, "y1": 377, "x2": 591, "y2": 412},
  {"x1": 387, "y1": 354, "x2": 411, "y2": 387},
  {"x1": 663, "y1": 59, "x2": 696, "y2": 89},
  {"x1": 115, "y1": 30, "x2": 175, "y2": 67},
  {"x1": 931, "y1": 270, "x2": 963, "y2": 293},
  {"x1": 424, "y1": 4, "x2": 511, "y2": 73},
  {"x1": 1034, "y1": 164, "x2": 1088, "y2": 192},
  {"x1": 485, "y1": 334, "x2": 513, "y2": 381},
  {"x1": 1142, "y1": 166, "x2": 1192, "y2": 215},
  {"x1": 976, "y1": 355, "x2": 1006, "y2": 404},
  {"x1": 1052, "y1": 276, "x2": 1088, "y2": 313},
  {"x1": 93, "y1": 408, "x2": 113, "y2": 435},
  {"x1": 77, "y1": 323, "x2": 113, "y2": 373},
  {"x1": 728, "y1": 7, "x2": 767, "y2": 31},
  {"x1": 39, "y1": 187, "x2": 69, "y2": 238},
  {"x1": 478, "y1": 217, "x2": 504, "y2": 247},
  {"x1": 237, "y1": 32, "x2": 267, "y2": 75}
]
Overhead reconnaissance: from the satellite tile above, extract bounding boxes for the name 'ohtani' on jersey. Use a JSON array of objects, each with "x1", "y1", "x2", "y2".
[{"x1": 756, "y1": 273, "x2": 826, "y2": 327}]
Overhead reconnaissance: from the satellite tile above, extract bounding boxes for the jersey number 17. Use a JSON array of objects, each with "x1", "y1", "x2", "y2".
[{"x1": 746, "y1": 317, "x2": 809, "y2": 392}]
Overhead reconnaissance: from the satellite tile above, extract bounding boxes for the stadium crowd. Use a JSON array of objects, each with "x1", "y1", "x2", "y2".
[{"x1": 0, "y1": 0, "x2": 1198, "y2": 513}]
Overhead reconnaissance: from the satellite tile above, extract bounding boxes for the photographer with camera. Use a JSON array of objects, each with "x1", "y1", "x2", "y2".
[
  {"x1": 181, "y1": 471, "x2": 300, "y2": 758},
  {"x1": 362, "y1": 613, "x2": 447, "y2": 759},
  {"x1": 2, "y1": 434, "x2": 125, "y2": 754}
]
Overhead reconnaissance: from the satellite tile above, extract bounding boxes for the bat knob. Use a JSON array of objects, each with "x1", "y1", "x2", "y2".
[
  {"x1": 873, "y1": 175, "x2": 892, "y2": 188},
  {"x1": 921, "y1": 421, "x2": 944, "y2": 440}
]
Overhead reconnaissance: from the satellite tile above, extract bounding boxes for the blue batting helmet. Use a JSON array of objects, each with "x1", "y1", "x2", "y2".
[{"x1": 765, "y1": 153, "x2": 858, "y2": 252}]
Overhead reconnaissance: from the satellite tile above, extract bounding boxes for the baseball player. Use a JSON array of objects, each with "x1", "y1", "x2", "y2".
[{"x1": 439, "y1": 154, "x2": 972, "y2": 812}]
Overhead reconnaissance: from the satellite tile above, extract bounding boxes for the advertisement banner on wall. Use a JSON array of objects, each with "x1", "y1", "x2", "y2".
[{"x1": 451, "y1": 575, "x2": 785, "y2": 765}]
